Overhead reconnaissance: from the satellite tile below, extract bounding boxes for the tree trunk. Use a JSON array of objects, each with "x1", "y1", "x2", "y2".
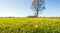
[
  {"x1": 35, "y1": 11, "x2": 38, "y2": 17},
  {"x1": 36, "y1": 11, "x2": 39, "y2": 17}
]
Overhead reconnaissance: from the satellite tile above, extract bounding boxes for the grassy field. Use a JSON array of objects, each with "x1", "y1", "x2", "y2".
[{"x1": 0, "y1": 17, "x2": 60, "y2": 33}]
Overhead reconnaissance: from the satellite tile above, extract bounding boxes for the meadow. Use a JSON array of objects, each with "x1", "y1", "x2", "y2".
[{"x1": 0, "y1": 17, "x2": 60, "y2": 33}]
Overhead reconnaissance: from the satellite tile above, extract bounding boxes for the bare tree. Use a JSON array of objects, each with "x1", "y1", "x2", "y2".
[{"x1": 31, "y1": 0, "x2": 45, "y2": 17}]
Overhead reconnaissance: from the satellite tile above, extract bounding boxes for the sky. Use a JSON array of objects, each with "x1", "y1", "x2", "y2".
[{"x1": 0, "y1": 0, "x2": 60, "y2": 17}]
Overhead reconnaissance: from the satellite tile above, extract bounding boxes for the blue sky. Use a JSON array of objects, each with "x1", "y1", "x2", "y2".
[{"x1": 0, "y1": 0, "x2": 60, "y2": 17}]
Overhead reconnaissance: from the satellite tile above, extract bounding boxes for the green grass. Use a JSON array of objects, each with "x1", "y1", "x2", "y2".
[{"x1": 0, "y1": 17, "x2": 60, "y2": 33}]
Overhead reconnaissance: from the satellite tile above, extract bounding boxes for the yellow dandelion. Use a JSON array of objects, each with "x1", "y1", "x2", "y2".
[
  {"x1": 3, "y1": 24, "x2": 6, "y2": 27},
  {"x1": 35, "y1": 24, "x2": 39, "y2": 28},
  {"x1": 0, "y1": 26, "x2": 1, "y2": 27}
]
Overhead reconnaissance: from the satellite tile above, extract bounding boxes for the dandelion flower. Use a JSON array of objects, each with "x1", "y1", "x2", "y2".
[{"x1": 35, "y1": 24, "x2": 39, "y2": 28}]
